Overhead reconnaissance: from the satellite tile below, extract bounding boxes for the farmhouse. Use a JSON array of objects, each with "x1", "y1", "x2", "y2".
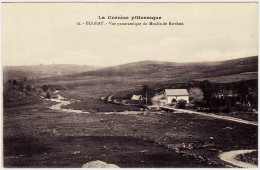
[{"x1": 164, "y1": 89, "x2": 189, "y2": 104}]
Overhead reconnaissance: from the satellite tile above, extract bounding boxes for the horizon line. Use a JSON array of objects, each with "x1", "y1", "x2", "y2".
[{"x1": 2, "y1": 55, "x2": 258, "y2": 67}]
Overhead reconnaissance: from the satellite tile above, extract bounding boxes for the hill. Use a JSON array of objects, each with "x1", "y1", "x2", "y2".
[
  {"x1": 73, "y1": 56, "x2": 258, "y2": 82},
  {"x1": 21, "y1": 56, "x2": 257, "y2": 101},
  {"x1": 3, "y1": 64, "x2": 100, "y2": 82}
]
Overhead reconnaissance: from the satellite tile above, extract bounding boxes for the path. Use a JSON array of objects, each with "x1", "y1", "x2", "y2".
[
  {"x1": 219, "y1": 150, "x2": 257, "y2": 168},
  {"x1": 160, "y1": 106, "x2": 258, "y2": 126}
]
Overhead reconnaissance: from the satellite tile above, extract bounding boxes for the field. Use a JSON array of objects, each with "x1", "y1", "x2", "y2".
[
  {"x1": 3, "y1": 98, "x2": 257, "y2": 167},
  {"x1": 195, "y1": 72, "x2": 257, "y2": 83}
]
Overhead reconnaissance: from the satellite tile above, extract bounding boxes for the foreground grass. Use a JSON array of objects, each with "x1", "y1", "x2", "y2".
[{"x1": 4, "y1": 101, "x2": 257, "y2": 168}]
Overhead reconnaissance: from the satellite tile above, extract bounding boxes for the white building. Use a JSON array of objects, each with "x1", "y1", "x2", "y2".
[
  {"x1": 131, "y1": 95, "x2": 142, "y2": 101},
  {"x1": 164, "y1": 89, "x2": 189, "y2": 104}
]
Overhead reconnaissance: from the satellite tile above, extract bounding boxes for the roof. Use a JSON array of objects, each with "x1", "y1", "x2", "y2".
[{"x1": 165, "y1": 89, "x2": 189, "y2": 96}]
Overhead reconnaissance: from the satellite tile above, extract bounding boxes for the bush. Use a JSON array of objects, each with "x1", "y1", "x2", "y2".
[
  {"x1": 26, "y1": 85, "x2": 32, "y2": 91},
  {"x1": 176, "y1": 99, "x2": 187, "y2": 109},
  {"x1": 19, "y1": 82, "x2": 24, "y2": 91},
  {"x1": 219, "y1": 106, "x2": 231, "y2": 113},
  {"x1": 13, "y1": 80, "x2": 17, "y2": 86},
  {"x1": 185, "y1": 103, "x2": 195, "y2": 109},
  {"x1": 42, "y1": 85, "x2": 49, "y2": 92}
]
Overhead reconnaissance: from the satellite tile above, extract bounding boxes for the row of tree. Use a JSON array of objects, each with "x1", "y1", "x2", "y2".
[
  {"x1": 187, "y1": 80, "x2": 257, "y2": 110},
  {"x1": 7, "y1": 79, "x2": 34, "y2": 92}
]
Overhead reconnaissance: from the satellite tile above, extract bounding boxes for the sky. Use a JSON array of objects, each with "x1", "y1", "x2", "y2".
[{"x1": 2, "y1": 3, "x2": 258, "y2": 66}]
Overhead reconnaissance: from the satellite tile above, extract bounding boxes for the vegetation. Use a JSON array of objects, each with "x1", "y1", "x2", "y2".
[
  {"x1": 46, "y1": 92, "x2": 51, "y2": 99},
  {"x1": 236, "y1": 151, "x2": 258, "y2": 165},
  {"x1": 176, "y1": 99, "x2": 187, "y2": 109},
  {"x1": 188, "y1": 87, "x2": 204, "y2": 104},
  {"x1": 3, "y1": 79, "x2": 42, "y2": 107},
  {"x1": 25, "y1": 85, "x2": 32, "y2": 92},
  {"x1": 61, "y1": 98, "x2": 142, "y2": 112},
  {"x1": 141, "y1": 85, "x2": 155, "y2": 105}
]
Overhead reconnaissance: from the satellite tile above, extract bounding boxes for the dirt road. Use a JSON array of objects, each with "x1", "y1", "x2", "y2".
[
  {"x1": 166, "y1": 107, "x2": 258, "y2": 126},
  {"x1": 219, "y1": 150, "x2": 257, "y2": 168}
]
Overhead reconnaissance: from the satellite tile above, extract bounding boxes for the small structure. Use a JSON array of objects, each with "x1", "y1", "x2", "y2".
[
  {"x1": 131, "y1": 95, "x2": 142, "y2": 101},
  {"x1": 164, "y1": 89, "x2": 189, "y2": 104}
]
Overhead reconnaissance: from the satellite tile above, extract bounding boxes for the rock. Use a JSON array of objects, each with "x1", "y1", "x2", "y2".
[
  {"x1": 52, "y1": 129, "x2": 60, "y2": 136},
  {"x1": 225, "y1": 126, "x2": 233, "y2": 130},
  {"x1": 100, "y1": 146, "x2": 108, "y2": 150},
  {"x1": 140, "y1": 150, "x2": 148, "y2": 153},
  {"x1": 82, "y1": 160, "x2": 120, "y2": 168},
  {"x1": 73, "y1": 151, "x2": 81, "y2": 154}
]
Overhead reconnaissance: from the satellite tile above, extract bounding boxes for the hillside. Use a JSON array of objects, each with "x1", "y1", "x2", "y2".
[
  {"x1": 3, "y1": 64, "x2": 100, "y2": 82},
  {"x1": 73, "y1": 56, "x2": 258, "y2": 82}
]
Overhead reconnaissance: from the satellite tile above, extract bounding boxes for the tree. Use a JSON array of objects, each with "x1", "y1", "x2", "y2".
[
  {"x1": 235, "y1": 83, "x2": 249, "y2": 104},
  {"x1": 142, "y1": 85, "x2": 155, "y2": 105},
  {"x1": 13, "y1": 80, "x2": 17, "y2": 86},
  {"x1": 189, "y1": 87, "x2": 204, "y2": 104},
  {"x1": 42, "y1": 84, "x2": 49, "y2": 92},
  {"x1": 199, "y1": 80, "x2": 213, "y2": 104},
  {"x1": 46, "y1": 92, "x2": 51, "y2": 99}
]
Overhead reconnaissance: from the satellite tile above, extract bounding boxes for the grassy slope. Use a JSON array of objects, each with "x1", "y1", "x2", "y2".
[
  {"x1": 73, "y1": 56, "x2": 257, "y2": 79},
  {"x1": 195, "y1": 72, "x2": 257, "y2": 83},
  {"x1": 28, "y1": 56, "x2": 258, "y2": 99}
]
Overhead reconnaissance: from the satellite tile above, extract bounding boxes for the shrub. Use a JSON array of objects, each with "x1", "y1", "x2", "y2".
[
  {"x1": 19, "y1": 82, "x2": 24, "y2": 91},
  {"x1": 176, "y1": 99, "x2": 187, "y2": 109},
  {"x1": 13, "y1": 80, "x2": 17, "y2": 86},
  {"x1": 26, "y1": 85, "x2": 32, "y2": 91},
  {"x1": 46, "y1": 92, "x2": 51, "y2": 99},
  {"x1": 185, "y1": 103, "x2": 195, "y2": 109}
]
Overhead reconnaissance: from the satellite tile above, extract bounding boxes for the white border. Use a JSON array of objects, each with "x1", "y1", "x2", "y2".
[{"x1": 0, "y1": 1, "x2": 259, "y2": 170}]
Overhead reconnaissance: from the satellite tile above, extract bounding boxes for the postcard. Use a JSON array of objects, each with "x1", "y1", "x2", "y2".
[{"x1": 2, "y1": 2, "x2": 258, "y2": 168}]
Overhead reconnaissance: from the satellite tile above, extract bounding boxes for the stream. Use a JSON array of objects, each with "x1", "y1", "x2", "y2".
[
  {"x1": 48, "y1": 90, "x2": 90, "y2": 114},
  {"x1": 48, "y1": 90, "x2": 143, "y2": 115}
]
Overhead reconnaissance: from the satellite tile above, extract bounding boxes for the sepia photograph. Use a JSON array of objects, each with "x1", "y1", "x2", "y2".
[{"x1": 1, "y1": 2, "x2": 258, "y2": 168}]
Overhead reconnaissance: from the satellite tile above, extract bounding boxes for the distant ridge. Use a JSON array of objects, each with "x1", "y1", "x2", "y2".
[
  {"x1": 74, "y1": 56, "x2": 257, "y2": 79},
  {"x1": 3, "y1": 64, "x2": 101, "y2": 81}
]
